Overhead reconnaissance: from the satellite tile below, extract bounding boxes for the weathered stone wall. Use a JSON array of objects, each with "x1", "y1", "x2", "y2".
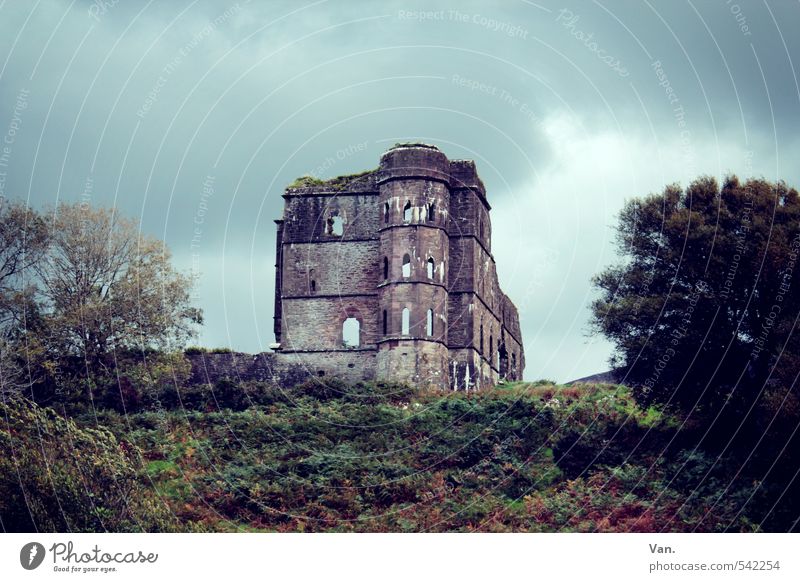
[
  {"x1": 275, "y1": 350, "x2": 378, "y2": 384},
  {"x1": 186, "y1": 350, "x2": 377, "y2": 387},
  {"x1": 281, "y1": 296, "x2": 380, "y2": 350},
  {"x1": 281, "y1": 241, "x2": 379, "y2": 297},
  {"x1": 187, "y1": 351, "x2": 281, "y2": 385},
  {"x1": 448, "y1": 186, "x2": 491, "y2": 253},
  {"x1": 375, "y1": 339, "x2": 449, "y2": 389},
  {"x1": 281, "y1": 191, "x2": 379, "y2": 245},
  {"x1": 277, "y1": 187, "x2": 381, "y2": 361}
]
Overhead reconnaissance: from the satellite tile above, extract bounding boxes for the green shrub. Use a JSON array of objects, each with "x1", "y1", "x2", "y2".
[{"x1": 0, "y1": 396, "x2": 179, "y2": 532}]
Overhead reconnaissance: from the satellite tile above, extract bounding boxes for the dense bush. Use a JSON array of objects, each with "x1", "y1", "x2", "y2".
[{"x1": 0, "y1": 396, "x2": 179, "y2": 532}]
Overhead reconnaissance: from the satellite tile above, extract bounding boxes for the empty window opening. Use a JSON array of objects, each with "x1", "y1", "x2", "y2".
[
  {"x1": 428, "y1": 202, "x2": 436, "y2": 222},
  {"x1": 426, "y1": 309, "x2": 433, "y2": 336},
  {"x1": 499, "y1": 343, "x2": 509, "y2": 377},
  {"x1": 383, "y1": 310, "x2": 388, "y2": 335},
  {"x1": 426, "y1": 257, "x2": 434, "y2": 279},
  {"x1": 342, "y1": 317, "x2": 360, "y2": 347},
  {"x1": 331, "y1": 215, "x2": 344, "y2": 236},
  {"x1": 489, "y1": 335, "x2": 493, "y2": 363},
  {"x1": 403, "y1": 201, "x2": 412, "y2": 222},
  {"x1": 383, "y1": 202, "x2": 390, "y2": 223},
  {"x1": 479, "y1": 220, "x2": 484, "y2": 239},
  {"x1": 310, "y1": 279, "x2": 316, "y2": 292},
  {"x1": 511, "y1": 353, "x2": 517, "y2": 375},
  {"x1": 401, "y1": 308, "x2": 410, "y2": 335},
  {"x1": 383, "y1": 256, "x2": 389, "y2": 280},
  {"x1": 326, "y1": 214, "x2": 344, "y2": 236},
  {"x1": 402, "y1": 254, "x2": 411, "y2": 278},
  {"x1": 479, "y1": 325, "x2": 484, "y2": 354}
]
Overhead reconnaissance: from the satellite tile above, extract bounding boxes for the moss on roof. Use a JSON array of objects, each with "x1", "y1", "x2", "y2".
[{"x1": 287, "y1": 169, "x2": 374, "y2": 190}]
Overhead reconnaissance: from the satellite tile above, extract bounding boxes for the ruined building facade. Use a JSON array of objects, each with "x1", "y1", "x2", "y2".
[{"x1": 271, "y1": 143, "x2": 524, "y2": 390}]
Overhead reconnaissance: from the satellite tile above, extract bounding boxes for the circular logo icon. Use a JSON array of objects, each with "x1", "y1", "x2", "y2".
[{"x1": 20, "y1": 542, "x2": 46, "y2": 570}]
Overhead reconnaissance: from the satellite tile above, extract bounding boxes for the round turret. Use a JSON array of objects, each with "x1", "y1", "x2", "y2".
[
  {"x1": 379, "y1": 143, "x2": 450, "y2": 184},
  {"x1": 375, "y1": 144, "x2": 451, "y2": 389}
]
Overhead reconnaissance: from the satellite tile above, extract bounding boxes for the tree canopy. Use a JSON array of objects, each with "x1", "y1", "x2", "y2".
[
  {"x1": 34, "y1": 204, "x2": 202, "y2": 366},
  {"x1": 591, "y1": 176, "x2": 800, "y2": 415},
  {"x1": 0, "y1": 201, "x2": 201, "y2": 405}
]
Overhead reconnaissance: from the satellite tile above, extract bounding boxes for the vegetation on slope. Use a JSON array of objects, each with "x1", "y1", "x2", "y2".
[{"x1": 3, "y1": 378, "x2": 776, "y2": 532}]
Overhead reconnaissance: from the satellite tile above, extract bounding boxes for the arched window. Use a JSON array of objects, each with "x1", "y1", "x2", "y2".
[
  {"x1": 499, "y1": 342, "x2": 508, "y2": 376},
  {"x1": 427, "y1": 202, "x2": 436, "y2": 222},
  {"x1": 401, "y1": 308, "x2": 410, "y2": 335},
  {"x1": 327, "y1": 214, "x2": 344, "y2": 236},
  {"x1": 479, "y1": 220, "x2": 484, "y2": 239},
  {"x1": 489, "y1": 335, "x2": 493, "y2": 362},
  {"x1": 382, "y1": 310, "x2": 388, "y2": 335},
  {"x1": 342, "y1": 317, "x2": 360, "y2": 347},
  {"x1": 426, "y1": 309, "x2": 433, "y2": 336},
  {"x1": 383, "y1": 202, "x2": 390, "y2": 224},
  {"x1": 426, "y1": 257, "x2": 434, "y2": 279},
  {"x1": 310, "y1": 279, "x2": 316, "y2": 292},
  {"x1": 383, "y1": 257, "x2": 389, "y2": 280},
  {"x1": 479, "y1": 324, "x2": 484, "y2": 353},
  {"x1": 402, "y1": 254, "x2": 411, "y2": 278},
  {"x1": 403, "y1": 200, "x2": 412, "y2": 222},
  {"x1": 332, "y1": 216, "x2": 343, "y2": 236}
]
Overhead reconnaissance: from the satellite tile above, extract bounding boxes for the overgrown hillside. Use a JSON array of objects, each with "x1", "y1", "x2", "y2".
[{"x1": 4, "y1": 378, "x2": 784, "y2": 532}]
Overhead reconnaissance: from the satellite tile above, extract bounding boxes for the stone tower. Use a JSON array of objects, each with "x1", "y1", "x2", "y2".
[
  {"x1": 375, "y1": 144, "x2": 451, "y2": 387},
  {"x1": 272, "y1": 143, "x2": 524, "y2": 391}
]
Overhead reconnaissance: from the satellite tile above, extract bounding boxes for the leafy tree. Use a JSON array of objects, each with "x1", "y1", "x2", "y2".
[
  {"x1": 0, "y1": 201, "x2": 49, "y2": 397},
  {"x1": 591, "y1": 176, "x2": 800, "y2": 414},
  {"x1": 0, "y1": 200, "x2": 49, "y2": 320},
  {"x1": 33, "y1": 203, "x2": 202, "y2": 373}
]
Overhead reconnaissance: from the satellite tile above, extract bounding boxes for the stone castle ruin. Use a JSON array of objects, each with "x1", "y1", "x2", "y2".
[{"x1": 268, "y1": 143, "x2": 524, "y2": 391}]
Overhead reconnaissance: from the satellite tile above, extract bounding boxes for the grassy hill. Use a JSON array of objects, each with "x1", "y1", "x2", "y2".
[{"x1": 5, "y1": 378, "x2": 779, "y2": 532}]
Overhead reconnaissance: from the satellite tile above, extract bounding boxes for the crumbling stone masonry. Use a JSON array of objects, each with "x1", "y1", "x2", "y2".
[{"x1": 271, "y1": 143, "x2": 524, "y2": 391}]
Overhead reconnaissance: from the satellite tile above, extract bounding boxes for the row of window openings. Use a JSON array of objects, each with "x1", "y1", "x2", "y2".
[
  {"x1": 308, "y1": 255, "x2": 435, "y2": 293},
  {"x1": 384, "y1": 255, "x2": 436, "y2": 280},
  {"x1": 327, "y1": 206, "x2": 485, "y2": 242},
  {"x1": 384, "y1": 202, "x2": 485, "y2": 237},
  {"x1": 387, "y1": 308, "x2": 434, "y2": 336},
  {"x1": 342, "y1": 309, "x2": 435, "y2": 347},
  {"x1": 385, "y1": 201, "x2": 436, "y2": 224},
  {"x1": 344, "y1": 315, "x2": 516, "y2": 372},
  {"x1": 327, "y1": 202, "x2": 436, "y2": 237}
]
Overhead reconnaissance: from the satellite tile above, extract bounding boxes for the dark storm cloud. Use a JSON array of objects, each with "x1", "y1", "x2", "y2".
[{"x1": 1, "y1": 0, "x2": 798, "y2": 380}]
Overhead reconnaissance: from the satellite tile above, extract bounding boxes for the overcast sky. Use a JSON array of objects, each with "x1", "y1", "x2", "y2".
[{"x1": 1, "y1": 0, "x2": 798, "y2": 382}]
